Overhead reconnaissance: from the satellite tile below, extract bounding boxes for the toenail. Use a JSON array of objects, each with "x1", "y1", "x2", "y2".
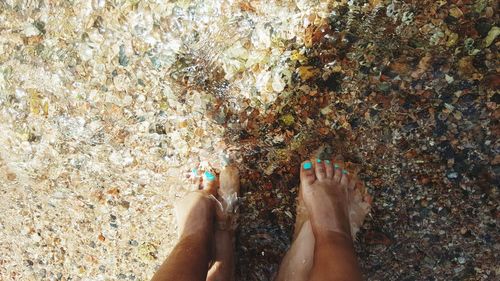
[
  {"x1": 303, "y1": 162, "x2": 312, "y2": 170},
  {"x1": 342, "y1": 170, "x2": 348, "y2": 175},
  {"x1": 204, "y1": 171, "x2": 216, "y2": 181},
  {"x1": 316, "y1": 159, "x2": 321, "y2": 163},
  {"x1": 334, "y1": 164, "x2": 340, "y2": 169},
  {"x1": 192, "y1": 168, "x2": 198, "y2": 176},
  {"x1": 325, "y1": 160, "x2": 330, "y2": 164}
]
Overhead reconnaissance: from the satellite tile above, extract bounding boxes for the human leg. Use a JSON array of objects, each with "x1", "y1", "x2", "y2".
[
  {"x1": 276, "y1": 156, "x2": 371, "y2": 281},
  {"x1": 151, "y1": 190, "x2": 216, "y2": 281}
]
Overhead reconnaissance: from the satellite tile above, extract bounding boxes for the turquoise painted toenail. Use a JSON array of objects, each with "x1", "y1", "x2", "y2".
[
  {"x1": 204, "y1": 171, "x2": 216, "y2": 181},
  {"x1": 316, "y1": 159, "x2": 321, "y2": 163},
  {"x1": 303, "y1": 162, "x2": 312, "y2": 170},
  {"x1": 192, "y1": 168, "x2": 198, "y2": 175},
  {"x1": 334, "y1": 164, "x2": 340, "y2": 169},
  {"x1": 342, "y1": 170, "x2": 348, "y2": 175},
  {"x1": 325, "y1": 160, "x2": 331, "y2": 164}
]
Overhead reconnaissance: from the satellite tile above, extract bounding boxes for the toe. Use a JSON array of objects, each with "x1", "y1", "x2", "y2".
[
  {"x1": 333, "y1": 162, "x2": 342, "y2": 182},
  {"x1": 340, "y1": 169, "x2": 350, "y2": 186},
  {"x1": 190, "y1": 167, "x2": 202, "y2": 187},
  {"x1": 314, "y1": 159, "x2": 327, "y2": 180},
  {"x1": 300, "y1": 160, "x2": 316, "y2": 185},
  {"x1": 324, "y1": 159, "x2": 334, "y2": 179},
  {"x1": 203, "y1": 170, "x2": 218, "y2": 196}
]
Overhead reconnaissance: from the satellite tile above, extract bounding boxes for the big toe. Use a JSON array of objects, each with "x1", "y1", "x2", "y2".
[
  {"x1": 300, "y1": 160, "x2": 316, "y2": 186},
  {"x1": 202, "y1": 170, "x2": 218, "y2": 196}
]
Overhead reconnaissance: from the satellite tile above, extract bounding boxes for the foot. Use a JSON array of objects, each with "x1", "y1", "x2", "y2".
[
  {"x1": 207, "y1": 164, "x2": 240, "y2": 281},
  {"x1": 300, "y1": 158, "x2": 372, "y2": 239},
  {"x1": 174, "y1": 169, "x2": 218, "y2": 239},
  {"x1": 176, "y1": 164, "x2": 240, "y2": 281},
  {"x1": 276, "y1": 156, "x2": 371, "y2": 281}
]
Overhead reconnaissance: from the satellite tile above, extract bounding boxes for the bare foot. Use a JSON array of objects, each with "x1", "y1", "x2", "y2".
[
  {"x1": 276, "y1": 157, "x2": 371, "y2": 281},
  {"x1": 207, "y1": 164, "x2": 240, "y2": 281},
  {"x1": 174, "y1": 169, "x2": 218, "y2": 239},
  {"x1": 175, "y1": 164, "x2": 240, "y2": 281},
  {"x1": 300, "y1": 158, "x2": 371, "y2": 239}
]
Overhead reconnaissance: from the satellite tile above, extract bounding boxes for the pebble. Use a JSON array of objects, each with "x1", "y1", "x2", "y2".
[
  {"x1": 460, "y1": 227, "x2": 467, "y2": 235},
  {"x1": 483, "y1": 26, "x2": 500, "y2": 47},
  {"x1": 448, "y1": 7, "x2": 463, "y2": 18},
  {"x1": 457, "y1": 257, "x2": 466, "y2": 264}
]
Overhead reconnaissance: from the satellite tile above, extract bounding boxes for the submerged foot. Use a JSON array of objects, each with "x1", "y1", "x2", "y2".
[
  {"x1": 174, "y1": 169, "x2": 218, "y2": 239},
  {"x1": 276, "y1": 156, "x2": 371, "y2": 281},
  {"x1": 300, "y1": 158, "x2": 372, "y2": 239},
  {"x1": 207, "y1": 164, "x2": 240, "y2": 281},
  {"x1": 175, "y1": 164, "x2": 240, "y2": 281}
]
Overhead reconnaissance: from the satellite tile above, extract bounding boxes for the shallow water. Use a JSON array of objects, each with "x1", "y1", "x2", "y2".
[{"x1": 1, "y1": 0, "x2": 498, "y2": 280}]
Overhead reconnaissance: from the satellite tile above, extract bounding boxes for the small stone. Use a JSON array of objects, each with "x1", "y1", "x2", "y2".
[
  {"x1": 120, "y1": 200, "x2": 131, "y2": 209},
  {"x1": 38, "y1": 269, "x2": 47, "y2": 278},
  {"x1": 460, "y1": 227, "x2": 467, "y2": 235},
  {"x1": 320, "y1": 106, "x2": 333, "y2": 115},
  {"x1": 6, "y1": 173, "x2": 16, "y2": 181},
  {"x1": 457, "y1": 257, "x2": 466, "y2": 264},
  {"x1": 449, "y1": 6, "x2": 463, "y2": 18},
  {"x1": 119, "y1": 44, "x2": 129, "y2": 67},
  {"x1": 485, "y1": 7, "x2": 494, "y2": 18},
  {"x1": 22, "y1": 23, "x2": 41, "y2": 37},
  {"x1": 447, "y1": 172, "x2": 458, "y2": 179},
  {"x1": 296, "y1": 66, "x2": 320, "y2": 81},
  {"x1": 491, "y1": 155, "x2": 500, "y2": 165},
  {"x1": 280, "y1": 114, "x2": 295, "y2": 126},
  {"x1": 378, "y1": 82, "x2": 391, "y2": 92},
  {"x1": 483, "y1": 26, "x2": 500, "y2": 48},
  {"x1": 474, "y1": 0, "x2": 487, "y2": 13},
  {"x1": 271, "y1": 73, "x2": 286, "y2": 92},
  {"x1": 98, "y1": 234, "x2": 105, "y2": 242},
  {"x1": 454, "y1": 265, "x2": 465, "y2": 273},
  {"x1": 420, "y1": 198, "x2": 429, "y2": 207},
  {"x1": 446, "y1": 32, "x2": 459, "y2": 47},
  {"x1": 138, "y1": 242, "x2": 158, "y2": 261},
  {"x1": 444, "y1": 103, "x2": 455, "y2": 111},
  {"x1": 475, "y1": 19, "x2": 492, "y2": 38}
]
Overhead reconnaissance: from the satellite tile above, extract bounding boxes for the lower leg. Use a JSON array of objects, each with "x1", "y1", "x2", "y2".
[
  {"x1": 276, "y1": 156, "x2": 371, "y2": 281},
  {"x1": 309, "y1": 230, "x2": 361, "y2": 281},
  {"x1": 275, "y1": 220, "x2": 314, "y2": 281},
  {"x1": 152, "y1": 190, "x2": 216, "y2": 281},
  {"x1": 151, "y1": 229, "x2": 214, "y2": 281},
  {"x1": 207, "y1": 229, "x2": 236, "y2": 281}
]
